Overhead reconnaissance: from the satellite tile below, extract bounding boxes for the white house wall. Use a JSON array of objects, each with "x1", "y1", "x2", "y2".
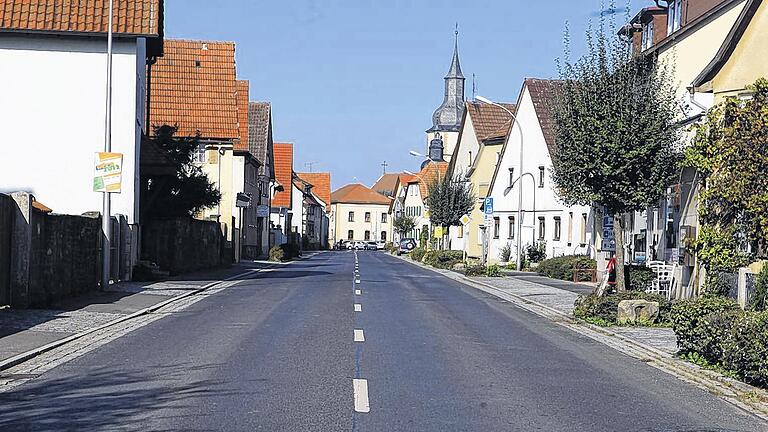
[
  {"x1": 0, "y1": 36, "x2": 144, "y2": 224},
  {"x1": 487, "y1": 85, "x2": 593, "y2": 263}
]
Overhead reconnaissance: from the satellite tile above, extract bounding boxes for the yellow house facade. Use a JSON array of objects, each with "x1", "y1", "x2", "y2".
[
  {"x1": 464, "y1": 141, "x2": 503, "y2": 259},
  {"x1": 692, "y1": 0, "x2": 768, "y2": 100}
]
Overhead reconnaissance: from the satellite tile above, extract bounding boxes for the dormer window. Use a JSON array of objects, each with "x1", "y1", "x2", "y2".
[
  {"x1": 641, "y1": 20, "x2": 654, "y2": 51},
  {"x1": 667, "y1": 0, "x2": 682, "y2": 34}
]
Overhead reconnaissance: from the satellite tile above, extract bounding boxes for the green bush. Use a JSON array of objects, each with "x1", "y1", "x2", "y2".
[
  {"x1": 464, "y1": 264, "x2": 486, "y2": 277},
  {"x1": 671, "y1": 297, "x2": 742, "y2": 362},
  {"x1": 499, "y1": 243, "x2": 512, "y2": 262},
  {"x1": 485, "y1": 264, "x2": 502, "y2": 277},
  {"x1": 750, "y1": 265, "x2": 768, "y2": 312},
  {"x1": 536, "y1": 255, "x2": 596, "y2": 281},
  {"x1": 574, "y1": 291, "x2": 672, "y2": 326},
  {"x1": 722, "y1": 311, "x2": 768, "y2": 387},
  {"x1": 269, "y1": 246, "x2": 285, "y2": 262},
  {"x1": 410, "y1": 247, "x2": 426, "y2": 262},
  {"x1": 627, "y1": 265, "x2": 655, "y2": 292},
  {"x1": 423, "y1": 250, "x2": 464, "y2": 269},
  {"x1": 526, "y1": 241, "x2": 546, "y2": 263}
]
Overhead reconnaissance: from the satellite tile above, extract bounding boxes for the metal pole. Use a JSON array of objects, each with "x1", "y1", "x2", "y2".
[{"x1": 101, "y1": 0, "x2": 114, "y2": 290}]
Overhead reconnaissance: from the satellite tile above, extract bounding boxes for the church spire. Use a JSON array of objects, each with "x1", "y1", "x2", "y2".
[
  {"x1": 446, "y1": 23, "x2": 464, "y2": 79},
  {"x1": 428, "y1": 26, "x2": 467, "y2": 133}
]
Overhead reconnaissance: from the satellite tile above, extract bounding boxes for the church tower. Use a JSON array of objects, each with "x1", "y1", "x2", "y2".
[{"x1": 426, "y1": 28, "x2": 466, "y2": 163}]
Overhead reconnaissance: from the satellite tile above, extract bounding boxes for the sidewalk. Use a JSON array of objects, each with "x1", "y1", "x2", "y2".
[
  {"x1": 0, "y1": 261, "x2": 273, "y2": 365},
  {"x1": 474, "y1": 275, "x2": 679, "y2": 355}
]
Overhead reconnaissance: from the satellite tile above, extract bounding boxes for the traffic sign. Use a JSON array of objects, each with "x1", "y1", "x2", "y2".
[
  {"x1": 460, "y1": 214, "x2": 471, "y2": 226},
  {"x1": 484, "y1": 197, "x2": 494, "y2": 215}
]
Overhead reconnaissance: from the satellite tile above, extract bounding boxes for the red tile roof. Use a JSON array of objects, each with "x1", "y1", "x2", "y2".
[
  {"x1": 417, "y1": 161, "x2": 449, "y2": 198},
  {"x1": 526, "y1": 78, "x2": 562, "y2": 158},
  {"x1": 150, "y1": 39, "x2": 239, "y2": 141},
  {"x1": 465, "y1": 101, "x2": 516, "y2": 142},
  {"x1": 332, "y1": 184, "x2": 391, "y2": 205},
  {"x1": 0, "y1": 0, "x2": 163, "y2": 37},
  {"x1": 272, "y1": 143, "x2": 293, "y2": 209},
  {"x1": 297, "y1": 172, "x2": 331, "y2": 211},
  {"x1": 234, "y1": 80, "x2": 249, "y2": 151}
]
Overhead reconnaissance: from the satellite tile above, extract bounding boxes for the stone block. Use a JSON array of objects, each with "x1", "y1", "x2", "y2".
[{"x1": 617, "y1": 299, "x2": 660, "y2": 325}]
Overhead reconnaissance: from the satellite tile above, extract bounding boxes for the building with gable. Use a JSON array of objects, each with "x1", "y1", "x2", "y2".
[
  {"x1": 244, "y1": 101, "x2": 276, "y2": 258},
  {"x1": 446, "y1": 100, "x2": 516, "y2": 257},
  {"x1": 486, "y1": 79, "x2": 594, "y2": 264},
  {"x1": 0, "y1": 0, "x2": 164, "y2": 228},
  {"x1": 331, "y1": 184, "x2": 392, "y2": 244}
]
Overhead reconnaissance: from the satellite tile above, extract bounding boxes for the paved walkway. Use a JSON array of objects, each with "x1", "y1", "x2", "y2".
[
  {"x1": 0, "y1": 261, "x2": 273, "y2": 364},
  {"x1": 474, "y1": 275, "x2": 680, "y2": 354}
]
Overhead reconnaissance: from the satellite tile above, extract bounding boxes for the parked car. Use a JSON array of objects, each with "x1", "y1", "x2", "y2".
[
  {"x1": 353, "y1": 241, "x2": 366, "y2": 250},
  {"x1": 376, "y1": 241, "x2": 386, "y2": 250},
  {"x1": 398, "y1": 238, "x2": 417, "y2": 255},
  {"x1": 365, "y1": 241, "x2": 378, "y2": 250}
]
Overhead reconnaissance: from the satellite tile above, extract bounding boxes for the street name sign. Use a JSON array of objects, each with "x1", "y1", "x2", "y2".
[{"x1": 93, "y1": 152, "x2": 123, "y2": 193}]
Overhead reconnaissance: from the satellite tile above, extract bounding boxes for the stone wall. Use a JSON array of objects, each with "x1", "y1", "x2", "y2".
[
  {"x1": 28, "y1": 213, "x2": 102, "y2": 307},
  {"x1": 142, "y1": 218, "x2": 227, "y2": 275},
  {"x1": 0, "y1": 194, "x2": 13, "y2": 306}
]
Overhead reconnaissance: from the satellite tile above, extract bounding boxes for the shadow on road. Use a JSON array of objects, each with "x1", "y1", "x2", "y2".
[{"x1": 0, "y1": 363, "x2": 238, "y2": 431}]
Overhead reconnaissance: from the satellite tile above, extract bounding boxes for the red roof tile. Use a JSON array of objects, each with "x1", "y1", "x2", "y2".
[
  {"x1": 332, "y1": 184, "x2": 392, "y2": 205},
  {"x1": 272, "y1": 143, "x2": 293, "y2": 209},
  {"x1": 526, "y1": 78, "x2": 562, "y2": 158},
  {"x1": 297, "y1": 172, "x2": 331, "y2": 211},
  {"x1": 465, "y1": 101, "x2": 516, "y2": 142},
  {"x1": 417, "y1": 161, "x2": 449, "y2": 198},
  {"x1": 150, "y1": 39, "x2": 238, "y2": 141},
  {"x1": 0, "y1": 0, "x2": 162, "y2": 37},
  {"x1": 234, "y1": 80, "x2": 249, "y2": 151}
]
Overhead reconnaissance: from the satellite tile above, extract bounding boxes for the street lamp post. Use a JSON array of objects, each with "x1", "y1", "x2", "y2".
[
  {"x1": 101, "y1": 0, "x2": 114, "y2": 290},
  {"x1": 476, "y1": 96, "x2": 526, "y2": 270}
]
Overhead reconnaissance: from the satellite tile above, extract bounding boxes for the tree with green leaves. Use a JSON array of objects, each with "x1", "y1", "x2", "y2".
[
  {"x1": 393, "y1": 214, "x2": 417, "y2": 239},
  {"x1": 685, "y1": 78, "x2": 768, "y2": 293},
  {"x1": 142, "y1": 125, "x2": 221, "y2": 219},
  {"x1": 551, "y1": 9, "x2": 682, "y2": 292},
  {"x1": 425, "y1": 171, "x2": 475, "y2": 249}
]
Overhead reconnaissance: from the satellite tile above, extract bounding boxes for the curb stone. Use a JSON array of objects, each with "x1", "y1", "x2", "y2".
[
  {"x1": 0, "y1": 264, "x2": 277, "y2": 373},
  {"x1": 392, "y1": 253, "x2": 768, "y2": 422}
]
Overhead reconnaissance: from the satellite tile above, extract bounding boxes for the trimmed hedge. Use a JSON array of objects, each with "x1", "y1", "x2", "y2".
[
  {"x1": 574, "y1": 291, "x2": 671, "y2": 325},
  {"x1": 423, "y1": 250, "x2": 464, "y2": 269},
  {"x1": 671, "y1": 297, "x2": 742, "y2": 363},
  {"x1": 268, "y1": 246, "x2": 284, "y2": 262},
  {"x1": 722, "y1": 311, "x2": 768, "y2": 387},
  {"x1": 537, "y1": 255, "x2": 596, "y2": 281},
  {"x1": 671, "y1": 297, "x2": 768, "y2": 388},
  {"x1": 464, "y1": 264, "x2": 503, "y2": 277}
]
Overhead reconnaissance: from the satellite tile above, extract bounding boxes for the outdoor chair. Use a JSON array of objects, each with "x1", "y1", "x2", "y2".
[{"x1": 647, "y1": 264, "x2": 676, "y2": 300}]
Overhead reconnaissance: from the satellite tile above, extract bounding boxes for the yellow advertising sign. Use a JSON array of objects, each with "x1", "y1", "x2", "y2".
[{"x1": 94, "y1": 152, "x2": 123, "y2": 193}]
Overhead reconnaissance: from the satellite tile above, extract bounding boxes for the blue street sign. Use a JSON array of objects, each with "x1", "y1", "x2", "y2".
[{"x1": 484, "y1": 197, "x2": 494, "y2": 215}]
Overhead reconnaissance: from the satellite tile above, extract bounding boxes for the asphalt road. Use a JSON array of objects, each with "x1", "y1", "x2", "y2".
[{"x1": 0, "y1": 251, "x2": 766, "y2": 431}]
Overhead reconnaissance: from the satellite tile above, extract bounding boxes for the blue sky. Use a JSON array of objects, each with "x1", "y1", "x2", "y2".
[{"x1": 166, "y1": 0, "x2": 647, "y2": 189}]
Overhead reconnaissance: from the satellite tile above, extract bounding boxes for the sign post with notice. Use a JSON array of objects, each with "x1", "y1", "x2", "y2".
[{"x1": 93, "y1": 152, "x2": 123, "y2": 194}]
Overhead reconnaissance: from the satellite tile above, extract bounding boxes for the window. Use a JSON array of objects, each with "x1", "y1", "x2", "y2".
[
  {"x1": 667, "y1": 0, "x2": 682, "y2": 34},
  {"x1": 493, "y1": 217, "x2": 500, "y2": 239},
  {"x1": 538, "y1": 166, "x2": 545, "y2": 188},
  {"x1": 364, "y1": 230, "x2": 371, "y2": 241},
  {"x1": 508, "y1": 168, "x2": 515, "y2": 187},
  {"x1": 381, "y1": 231, "x2": 387, "y2": 241},
  {"x1": 554, "y1": 217, "x2": 562, "y2": 241},
  {"x1": 641, "y1": 19, "x2": 654, "y2": 50},
  {"x1": 193, "y1": 143, "x2": 207, "y2": 163},
  {"x1": 581, "y1": 213, "x2": 588, "y2": 244},
  {"x1": 348, "y1": 230, "x2": 354, "y2": 240},
  {"x1": 468, "y1": 151, "x2": 473, "y2": 166},
  {"x1": 477, "y1": 225, "x2": 484, "y2": 245},
  {"x1": 381, "y1": 213, "x2": 387, "y2": 223},
  {"x1": 568, "y1": 212, "x2": 574, "y2": 245},
  {"x1": 348, "y1": 211, "x2": 355, "y2": 222},
  {"x1": 508, "y1": 216, "x2": 515, "y2": 239},
  {"x1": 365, "y1": 212, "x2": 371, "y2": 223},
  {"x1": 538, "y1": 217, "x2": 546, "y2": 241}
]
